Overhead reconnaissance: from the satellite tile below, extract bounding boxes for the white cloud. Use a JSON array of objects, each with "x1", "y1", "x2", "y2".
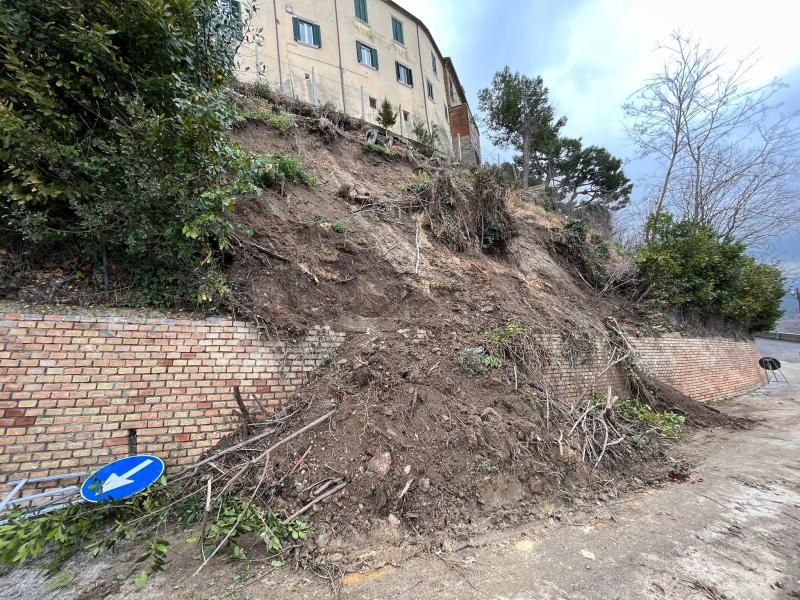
[{"x1": 540, "y1": 0, "x2": 800, "y2": 149}]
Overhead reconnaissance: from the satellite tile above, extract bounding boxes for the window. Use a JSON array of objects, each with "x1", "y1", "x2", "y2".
[
  {"x1": 431, "y1": 52, "x2": 437, "y2": 76},
  {"x1": 426, "y1": 79, "x2": 434, "y2": 101},
  {"x1": 354, "y1": 0, "x2": 368, "y2": 23},
  {"x1": 292, "y1": 17, "x2": 321, "y2": 48},
  {"x1": 402, "y1": 110, "x2": 411, "y2": 123},
  {"x1": 226, "y1": 0, "x2": 241, "y2": 21},
  {"x1": 391, "y1": 17, "x2": 405, "y2": 44},
  {"x1": 444, "y1": 103, "x2": 449, "y2": 119},
  {"x1": 357, "y1": 41, "x2": 378, "y2": 69},
  {"x1": 396, "y1": 62, "x2": 413, "y2": 87},
  {"x1": 369, "y1": 97, "x2": 378, "y2": 109}
]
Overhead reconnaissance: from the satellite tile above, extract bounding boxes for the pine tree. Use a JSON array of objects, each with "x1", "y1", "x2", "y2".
[{"x1": 376, "y1": 99, "x2": 397, "y2": 132}]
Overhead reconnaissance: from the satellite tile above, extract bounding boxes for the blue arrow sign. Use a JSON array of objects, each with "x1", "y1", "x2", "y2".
[{"x1": 81, "y1": 455, "x2": 165, "y2": 503}]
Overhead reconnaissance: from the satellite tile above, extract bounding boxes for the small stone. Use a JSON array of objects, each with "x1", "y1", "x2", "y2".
[
  {"x1": 403, "y1": 465, "x2": 411, "y2": 475},
  {"x1": 367, "y1": 451, "x2": 392, "y2": 477},
  {"x1": 481, "y1": 407, "x2": 501, "y2": 420},
  {"x1": 419, "y1": 478, "x2": 431, "y2": 492},
  {"x1": 388, "y1": 514, "x2": 401, "y2": 527}
]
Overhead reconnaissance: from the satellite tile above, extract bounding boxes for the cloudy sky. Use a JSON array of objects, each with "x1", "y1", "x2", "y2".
[{"x1": 397, "y1": 0, "x2": 800, "y2": 283}]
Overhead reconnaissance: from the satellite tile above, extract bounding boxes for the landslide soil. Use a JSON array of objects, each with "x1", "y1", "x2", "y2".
[{"x1": 208, "y1": 118, "x2": 743, "y2": 569}]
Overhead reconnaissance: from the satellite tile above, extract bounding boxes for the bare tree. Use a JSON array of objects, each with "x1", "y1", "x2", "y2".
[{"x1": 624, "y1": 32, "x2": 800, "y2": 246}]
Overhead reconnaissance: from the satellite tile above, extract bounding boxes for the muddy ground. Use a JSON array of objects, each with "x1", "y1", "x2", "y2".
[{"x1": 4, "y1": 338, "x2": 796, "y2": 600}]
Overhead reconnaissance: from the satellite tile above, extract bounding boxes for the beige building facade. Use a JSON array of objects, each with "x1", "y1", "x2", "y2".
[{"x1": 235, "y1": 0, "x2": 475, "y2": 158}]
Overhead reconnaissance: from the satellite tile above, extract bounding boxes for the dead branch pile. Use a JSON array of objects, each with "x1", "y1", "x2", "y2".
[{"x1": 397, "y1": 167, "x2": 516, "y2": 254}]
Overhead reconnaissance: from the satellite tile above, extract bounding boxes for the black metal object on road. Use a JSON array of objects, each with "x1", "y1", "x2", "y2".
[{"x1": 760, "y1": 356, "x2": 790, "y2": 383}]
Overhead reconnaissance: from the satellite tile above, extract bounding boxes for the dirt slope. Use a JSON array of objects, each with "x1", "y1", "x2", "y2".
[
  {"x1": 227, "y1": 122, "x2": 638, "y2": 336},
  {"x1": 188, "y1": 116, "x2": 743, "y2": 570}
]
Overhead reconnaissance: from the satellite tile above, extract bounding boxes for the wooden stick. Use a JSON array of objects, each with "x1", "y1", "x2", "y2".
[
  {"x1": 414, "y1": 220, "x2": 421, "y2": 275},
  {"x1": 282, "y1": 481, "x2": 347, "y2": 524},
  {"x1": 196, "y1": 478, "x2": 213, "y2": 553},
  {"x1": 233, "y1": 386, "x2": 252, "y2": 434},
  {"x1": 288, "y1": 445, "x2": 313, "y2": 476}
]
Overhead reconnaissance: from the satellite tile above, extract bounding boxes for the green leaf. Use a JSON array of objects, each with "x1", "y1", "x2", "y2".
[{"x1": 134, "y1": 570, "x2": 149, "y2": 589}]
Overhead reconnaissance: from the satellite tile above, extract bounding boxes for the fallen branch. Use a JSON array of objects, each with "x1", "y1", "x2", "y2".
[
  {"x1": 214, "y1": 409, "x2": 337, "y2": 500},
  {"x1": 172, "y1": 427, "x2": 278, "y2": 484},
  {"x1": 282, "y1": 480, "x2": 348, "y2": 524},
  {"x1": 194, "y1": 453, "x2": 272, "y2": 576}
]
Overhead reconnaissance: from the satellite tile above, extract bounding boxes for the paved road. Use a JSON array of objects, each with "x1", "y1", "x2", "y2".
[{"x1": 325, "y1": 339, "x2": 800, "y2": 600}]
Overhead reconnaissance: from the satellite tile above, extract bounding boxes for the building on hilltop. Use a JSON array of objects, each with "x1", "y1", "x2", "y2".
[
  {"x1": 443, "y1": 58, "x2": 481, "y2": 166},
  {"x1": 234, "y1": 0, "x2": 481, "y2": 164}
]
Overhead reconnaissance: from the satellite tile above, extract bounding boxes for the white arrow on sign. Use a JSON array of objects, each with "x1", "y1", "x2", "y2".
[{"x1": 102, "y1": 459, "x2": 154, "y2": 493}]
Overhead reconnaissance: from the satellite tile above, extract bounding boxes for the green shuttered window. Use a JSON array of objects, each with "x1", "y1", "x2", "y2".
[
  {"x1": 355, "y1": 0, "x2": 368, "y2": 23},
  {"x1": 293, "y1": 17, "x2": 321, "y2": 48},
  {"x1": 396, "y1": 62, "x2": 413, "y2": 87},
  {"x1": 392, "y1": 17, "x2": 404, "y2": 44},
  {"x1": 357, "y1": 41, "x2": 378, "y2": 69}
]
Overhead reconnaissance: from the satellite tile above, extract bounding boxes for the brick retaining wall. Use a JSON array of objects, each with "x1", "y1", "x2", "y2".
[
  {"x1": 632, "y1": 336, "x2": 767, "y2": 402},
  {"x1": 0, "y1": 309, "x2": 767, "y2": 490},
  {"x1": 0, "y1": 309, "x2": 343, "y2": 487}
]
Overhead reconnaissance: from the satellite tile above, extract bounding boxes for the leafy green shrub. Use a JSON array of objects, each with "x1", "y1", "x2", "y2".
[
  {"x1": 412, "y1": 123, "x2": 440, "y2": 157},
  {"x1": 483, "y1": 353, "x2": 502, "y2": 369},
  {"x1": 201, "y1": 498, "x2": 307, "y2": 560},
  {"x1": 488, "y1": 322, "x2": 527, "y2": 344},
  {"x1": 331, "y1": 223, "x2": 351, "y2": 235},
  {"x1": 0, "y1": 482, "x2": 307, "y2": 585},
  {"x1": 252, "y1": 153, "x2": 316, "y2": 188},
  {"x1": 637, "y1": 214, "x2": 784, "y2": 332},
  {"x1": 317, "y1": 101, "x2": 361, "y2": 131},
  {"x1": 0, "y1": 479, "x2": 181, "y2": 574},
  {"x1": 459, "y1": 348, "x2": 488, "y2": 375},
  {"x1": 233, "y1": 80, "x2": 273, "y2": 101},
  {"x1": 0, "y1": 0, "x2": 253, "y2": 308},
  {"x1": 407, "y1": 172, "x2": 432, "y2": 194},
  {"x1": 245, "y1": 111, "x2": 295, "y2": 135},
  {"x1": 614, "y1": 397, "x2": 685, "y2": 440},
  {"x1": 362, "y1": 143, "x2": 397, "y2": 158}
]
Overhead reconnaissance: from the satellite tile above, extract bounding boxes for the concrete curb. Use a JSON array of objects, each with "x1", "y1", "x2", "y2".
[{"x1": 755, "y1": 332, "x2": 800, "y2": 343}]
